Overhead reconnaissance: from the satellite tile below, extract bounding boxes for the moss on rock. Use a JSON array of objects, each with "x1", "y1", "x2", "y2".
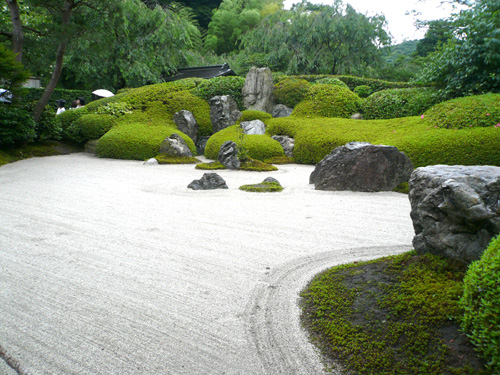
[{"x1": 239, "y1": 181, "x2": 283, "y2": 192}]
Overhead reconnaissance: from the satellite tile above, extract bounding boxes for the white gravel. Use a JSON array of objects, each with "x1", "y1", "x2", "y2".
[{"x1": 0, "y1": 153, "x2": 414, "y2": 374}]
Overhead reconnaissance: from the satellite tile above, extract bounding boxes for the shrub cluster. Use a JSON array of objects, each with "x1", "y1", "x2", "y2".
[
  {"x1": 239, "y1": 110, "x2": 272, "y2": 122},
  {"x1": 423, "y1": 93, "x2": 500, "y2": 129},
  {"x1": 354, "y1": 85, "x2": 372, "y2": 98},
  {"x1": 292, "y1": 84, "x2": 362, "y2": 118},
  {"x1": 58, "y1": 107, "x2": 89, "y2": 140},
  {"x1": 362, "y1": 88, "x2": 442, "y2": 119},
  {"x1": 19, "y1": 87, "x2": 92, "y2": 111},
  {"x1": 292, "y1": 74, "x2": 416, "y2": 92},
  {"x1": 0, "y1": 105, "x2": 36, "y2": 146},
  {"x1": 460, "y1": 235, "x2": 500, "y2": 374},
  {"x1": 273, "y1": 78, "x2": 310, "y2": 108},
  {"x1": 191, "y1": 76, "x2": 246, "y2": 110},
  {"x1": 311, "y1": 77, "x2": 349, "y2": 89},
  {"x1": 67, "y1": 114, "x2": 116, "y2": 144}
]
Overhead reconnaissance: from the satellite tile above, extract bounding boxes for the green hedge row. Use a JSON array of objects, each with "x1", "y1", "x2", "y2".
[
  {"x1": 19, "y1": 87, "x2": 92, "y2": 109},
  {"x1": 191, "y1": 76, "x2": 246, "y2": 110}
]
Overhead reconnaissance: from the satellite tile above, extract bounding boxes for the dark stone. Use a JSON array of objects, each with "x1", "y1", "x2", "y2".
[
  {"x1": 218, "y1": 141, "x2": 240, "y2": 170},
  {"x1": 263, "y1": 177, "x2": 281, "y2": 185},
  {"x1": 272, "y1": 104, "x2": 293, "y2": 118},
  {"x1": 188, "y1": 173, "x2": 228, "y2": 190},
  {"x1": 241, "y1": 120, "x2": 266, "y2": 135},
  {"x1": 159, "y1": 133, "x2": 192, "y2": 157},
  {"x1": 84, "y1": 139, "x2": 98, "y2": 155},
  {"x1": 242, "y1": 67, "x2": 274, "y2": 113},
  {"x1": 409, "y1": 165, "x2": 500, "y2": 264},
  {"x1": 196, "y1": 136, "x2": 211, "y2": 156},
  {"x1": 209, "y1": 95, "x2": 240, "y2": 133},
  {"x1": 310, "y1": 142, "x2": 413, "y2": 192},
  {"x1": 271, "y1": 135, "x2": 294, "y2": 157},
  {"x1": 173, "y1": 110, "x2": 198, "y2": 143}
]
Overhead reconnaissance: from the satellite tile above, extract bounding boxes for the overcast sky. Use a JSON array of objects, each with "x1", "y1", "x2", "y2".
[{"x1": 283, "y1": 0, "x2": 464, "y2": 44}]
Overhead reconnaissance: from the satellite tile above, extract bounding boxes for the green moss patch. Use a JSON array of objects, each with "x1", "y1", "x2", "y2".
[
  {"x1": 155, "y1": 155, "x2": 201, "y2": 164},
  {"x1": 264, "y1": 156, "x2": 294, "y2": 164},
  {"x1": 239, "y1": 159, "x2": 278, "y2": 172},
  {"x1": 195, "y1": 161, "x2": 226, "y2": 170},
  {"x1": 301, "y1": 251, "x2": 486, "y2": 375},
  {"x1": 273, "y1": 78, "x2": 310, "y2": 108},
  {"x1": 239, "y1": 181, "x2": 283, "y2": 192},
  {"x1": 239, "y1": 110, "x2": 273, "y2": 122},
  {"x1": 0, "y1": 141, "x2": 62, "y2": 167},
  {"x1": 392, "y1": 182, "x2": 409, "y2": 194},
  {"x1": 67, "y1": 114, "x2": 115, "y2": 144}
]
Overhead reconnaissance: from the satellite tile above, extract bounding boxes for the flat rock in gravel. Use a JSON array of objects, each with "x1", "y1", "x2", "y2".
[{"x1": 188, "y1": 172, "x2": 228, "y2": 190}]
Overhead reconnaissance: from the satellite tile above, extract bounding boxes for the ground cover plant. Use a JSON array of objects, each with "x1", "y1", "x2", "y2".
[
  {"x1": 239, "y1": 180, "x2": 283, "y2": 192},
  {"x1": 301, "y1": 251, "x2": 487, "y2": 375},
  {"x1": 0, "y1": 142, "x2": 62, "y2": 167},
  {"x1": 155, "y1": 155, "x2": 201, "y2": 164},
  {"x1": 196, "y1": 161, "x2": 227, "y2": 170}
]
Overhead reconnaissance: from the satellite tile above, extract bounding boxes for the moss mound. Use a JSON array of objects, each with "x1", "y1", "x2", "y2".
[
  {"x1": 273, "y1": 78, "x2": 310, "y2": 108},
  {"x1": 68, "y1": 114, "x2": 115, "y2": 144},
  {"x1": 155, "y1": 155, "x2": 201, "y2": 164},
  {"x1": 292, "y1": 84, "x2": 361, "y2": 118},
  {"x1": 239, "y1": 181, "x2": 283, "y2": 192},
  {"x1": 362, "y1": 87, "x2": 442, "y2": 119},
  {"x1": 354, "y1": 85, "x2": 372, "y2": 98},
  {"x1": 58, "y1": 107, "x2": 89, "y2": 139},
  {"x1": 460, "y1": 235, "x2": 500, "y2": 374},
  {"x1": 204, "y1": 125, "x2": 284, "y2": 161},
  {"x1": 301, "y1": 251, "x2": 485, "y2": 374},
  {"x1": 423, "y1": 93, "x2": 500, "y2": 129},
  {"x1": 264, "y1": 156, "x2": 294, "y2": 164},
  {"x1": 239, "y1": 158, "x2": 278, "y2": 172},
  {"x1": 312, "y1": 77, "x2": 350, "y2": 89},
  {"x1": 195, "y1": 161, "x2": 226, "y2": 170},
  {"x1": 239, "y1": 110, "x2": 272, "y2": 122},
  {"x1": 191, "y1": 76, "x2": 246, "y2": 110}
]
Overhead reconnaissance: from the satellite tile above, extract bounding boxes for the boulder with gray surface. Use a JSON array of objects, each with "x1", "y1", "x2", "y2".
[
  {"x1": 218, "y1": 141, "x2": 240, "y2": 170},
  {"x1": 271, "y1": 135, "x2": 294, "y2": 157},
  {"x1": 240, "y1": 120, "x2": 266, "y2": 135},
  {"x1": 310, "y1": 142, "x2": 413, "y2": 192},
  {"x1": 196, "y1": 136, "x2": 211, "y2": 156},
  {"x1": 159, "y1": 133, "x2": 192, "y2": 157},
  {"x1": 242, "y1": 67, "x2": 274, "y2": 113},
  {"x1": 409, "y1": 165, "x2": 500, "y2": 264},
  {"x1": 272, "y1": 104, "x2": 293, "y2": 118},
  {"x1": 188, "y1": 173, "x2": 228, "y2": 190},
  {"x1": 209, "y1": 95, "x2": 241, "y2": 133},
  {"x1": 173, "y1": 110, "x2": 198, "y2": 143}
]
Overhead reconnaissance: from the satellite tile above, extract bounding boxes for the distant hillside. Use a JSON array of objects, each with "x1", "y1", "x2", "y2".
[{"x1": 383, "y1": 40, "x2": 419, "y2": 65}]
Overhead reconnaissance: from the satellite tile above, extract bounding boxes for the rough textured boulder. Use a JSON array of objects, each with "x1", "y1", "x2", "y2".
[
  {"x1": 144, "y1": 158, "x2": 159, "y2": 165},
  {"x1": 159, "y1": 133, "x2": 192, "y2": 157},
  {"x1": 209, "y1": 95, "x2": 241, "y2": 133},
  {"x1": 188, "y1": 173, "x2": 228, "y2": 190},
  {"x1": 310, "y1": 142, "x2": 413, "y2": 191},
  {"x1": 242, "y1": 67, "x2": 274, "y2": 113},
  {"x1": 173, "y1": 110, "x2": 198, "y2": 143},
  {"x1": 409, "y1": 165, "x2": 500, "y2": 264},
  {"x1": 272, "y1": 104, "x2": 293, "y2": 118},
  {"x1": 196, "y1": 136, "x2": 210, "y2": 156},
  {"x1": 218, "y1": 141, "x2": 240, "y2": 170},
  {"x1": 240, "y1": 120, "x2": 266, "y2": 135},
  {"x1": 271, "y1": 135, "x2": 294, "y2": 157}
]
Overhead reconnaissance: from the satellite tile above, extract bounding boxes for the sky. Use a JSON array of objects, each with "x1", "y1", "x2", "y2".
[{"x1": 283, "y1": 0, "x2": 464, "y2": 44}]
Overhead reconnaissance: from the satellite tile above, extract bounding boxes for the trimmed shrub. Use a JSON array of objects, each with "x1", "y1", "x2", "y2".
[
  {"x1": 460, "y1": 235, "x2": 500, "y2": 374},
  {"x1": 191, "y1": 76, "x2": 246, "y2": 110},
  {"x1": 312, "y1": 77, "x2": 349, "y2": 90},
  {"x1": 273, "y1": 78, "x2": 310, "y2": 108},
  {"x1": 94, "y1": 101, "x2": 133, "y2": 117},
  {"x1": 362, "y1": 87, "x2": 442, "y2": 119},
  {"x1": 84, "y1": 94, "x2": 124, "y2": 112},
  {"x1": 68, "y1": 114, "x2": 115, "y2": 144},
  {"x1": 294, "y1": 74, "x2": 416, "y2": 91},
  {"x1": 0, "y1": 105, "x2": 36, "y2": 146},
  {"x1": 354, "y1": 85, "x2": 372, "y2": 98},
  {"x1": 423, "y1": 93, "x2": 500, "y2": 129},
  {"x1": 204, "y1": 125, "x2": 284, "y2": 161},
  {"x1": 239, "y1": 110, "x2": 273, "y2": 122},
  {"x1": 34, "y1": 105, "x2": 62, "y2": 141},
  {"x1": 18, "y1": 87, "x2": 92, "y2": 111},
  {"x1": 292, "y1": 84, "x2": 362, "y2": 118},
  {"x1": 58, "y1": 107, "x2": 89, "y2": 139}
]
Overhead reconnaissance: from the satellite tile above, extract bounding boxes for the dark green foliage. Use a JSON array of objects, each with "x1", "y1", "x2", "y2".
[
  {"x1": 294, "y1": 74, "x2": 415, "y2": 92},
  {"x1": 393, "y1": 182, "x2": 409, "y2": 194},
  {"x1": 19, "y1": 88, "x2": 92, "y2": 111},
  {"x1": 191, "y1": 76, "x2": 246, "y2": 110},
  {"x1": 273, "y1": 78, "x2": 310, "y2": 108},
  {"x1": 239, "y1": 158, "x2": 278, "y2": 172},
  {"x1": 423, "y1": 94, "x2": 500, "y2": 129},
  {"x1": 239, "y1": 110, "x2": 272, "y2": 122},
  {"x1": 301, "y1": 251, "x2": 484, "y2": 374},
  {"x1": 68, "y1": 114, "x2": 116, "y2": 144},
  {"x1": 35, "y1": 105, "x2": 62, "y2": 141},
  {"x1": 239, "y1": 181, "x2": 282, "y2": 192},
  {"x1": 0, "y1": 142, "x2": 61, "y2": 167},
  {"x1": 204, "y1": 125, "x2": 284, "y2": 161},
  {"x1": 460, "y1": 236, "x2": 500, "y2": 374},
  {"x1": 362, "y1": 88, "x2": 442, "y2": 119},
  {"x1": 415, "y1": 19, "x2": 453, "y2": 57},
  {"x1": 293, "y1": 84, "x2": 362, "y2": 118},
  {"x1": 195, "y1": 161, "x2": 226, "y2": 170},
  {"x1": 311, "y1": 77, "x2": 349, "y2": 89},
  {"x1": 155, "y1": 155, "x2": 201, "y2": 164},
  {"x1": 58, "y1": 107, "x2": 90, "y2": 139},
  {"x1": 0, "y1": 106, "x2": 36, "y2": 146},
  {"x1": 266, "y1": 115, "x2": 500, "y2": 167},
  {"x1": 0, "y1": 43, "x2": 30, "y2": 97},
  {"x1": 354, "y1": 85, "x2": 372, "y2": 98}
]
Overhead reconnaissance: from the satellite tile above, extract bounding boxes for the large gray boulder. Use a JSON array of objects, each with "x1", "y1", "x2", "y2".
[
  {"x1": 271, "y1": 135, "x2": 294, "y2": 157},
  {"x1": 159, "y1": 133, "x2": 192, "y2": 157},
  {"x1": 188, "y1": 173, "x2": 228, "y2": 190},
  {"x1": 173, "y1": 110, "x2": 198, "y2": 143},
  {"x1": 409, "y1": 165, "x2": 500, "y2": 264},
  {"x1": 272, "y1": 104, "x2": 293, "y2": 118},
  {"x1": 209, "y1": 95, "x2": 241, "y2": 133},
  {"x1": 242, "y1": 67, "x2": 274, "y2": 113},
  {"x1": 240, "y1": 120, "x2": 266, "y2": 135},
  {"x1": 218, "y1": 141, "x2": 240, "y2": 170},
  {"x1": 310, "y1": 142, "x2": 413, "y2": 192}
]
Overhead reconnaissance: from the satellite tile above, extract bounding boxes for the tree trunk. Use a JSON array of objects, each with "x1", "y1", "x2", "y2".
[
  {"x1": 5, "y1": 0, "x2": 23, "y2": 62},
  {"x1": 33, "y1": 3, "x2": 71, "y2": 123}
]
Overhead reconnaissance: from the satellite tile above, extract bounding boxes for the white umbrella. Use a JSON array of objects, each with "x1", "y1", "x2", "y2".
[
  {"x1": 92, "y1": 89, "x2": 114, "y2": 98},
  {"x1": 0, "y1": 89, "x2": 12, "y2": 103}
]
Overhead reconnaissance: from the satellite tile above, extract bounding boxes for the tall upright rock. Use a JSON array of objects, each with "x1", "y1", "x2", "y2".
[{"x1": 242, "y1": 67, "x2": 274, "y2": 113}]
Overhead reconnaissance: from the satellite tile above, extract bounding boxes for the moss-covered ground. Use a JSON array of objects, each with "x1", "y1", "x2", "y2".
[
  {"x1": 300, "y1": 251, "x2": 487, "y2": 375},
  {"x1": 239, "y1": 181, "x2": 283, "y2": 192},
  {"x1": 155, "y1": 155, "x2": 201, "y2": 164},
  {"x1": 0, "y1": 141, "x2": 76, "y2": 167}
]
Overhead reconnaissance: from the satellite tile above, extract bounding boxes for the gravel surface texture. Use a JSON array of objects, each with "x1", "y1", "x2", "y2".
[{"x1": 0, "y1": 154, "x2": 414, "y2": 374}]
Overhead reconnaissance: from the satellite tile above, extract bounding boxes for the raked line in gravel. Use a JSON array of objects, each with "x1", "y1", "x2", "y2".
[{"x1": 0, "y1": 153, "x2": 414, "y2": 374}]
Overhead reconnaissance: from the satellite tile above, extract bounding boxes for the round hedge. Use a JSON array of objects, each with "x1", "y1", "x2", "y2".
[
  {"x1": 292, "y1": 84, "x2": 362, "y2": 119},
  {"x1": 239, "y1": 110, "x2": 272, "y2": 122},
  {"x1": 191, "y1": 76, "x2": 246, "y2": 110},
  {"x1": 68, "y1": 114, "x2": 115, "y2": 144},
  {"x1": 204, "y1": 125, "x2": 284, "y2": 161},
  {"x1": 361, "y1": 87, "x2": 441, "y2": 120},
  {"x1": 423, "y1": 93, "x2": 500, "y2": 129},
  {"x1": 354, "y1": 85, "x2": 372, "y2": 98},
  {"x1": 312, "y1": 77, "x2": 349, "y2": 90},
  {"x1": 273, "y1": 78, "x2": 310, "y2": 108},
  {"x1": 460, "y1": 235, "x2": 500, "y2": 374},
  {"x1": 58, "y1": 107, "x2": 89, "y2": 139}
]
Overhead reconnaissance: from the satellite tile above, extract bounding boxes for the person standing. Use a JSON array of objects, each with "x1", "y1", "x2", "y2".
[
  {"x1": 76, "y1": 97, "x2": 86, "y2": 108},
  {"x1": 56, "y1": 99, "x2": 66, "y2": 115}
]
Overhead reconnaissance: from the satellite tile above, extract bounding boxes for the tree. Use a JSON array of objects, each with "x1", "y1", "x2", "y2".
[
  {"x1": 240, "y1": 1, "x2": 390, "y2": 75},
  {"x1": 0, "y1": 42, "x2": 29, "y2": 96},
  {"x1": 415, "y1": 19, "x2": 453, "y2": 57}
]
